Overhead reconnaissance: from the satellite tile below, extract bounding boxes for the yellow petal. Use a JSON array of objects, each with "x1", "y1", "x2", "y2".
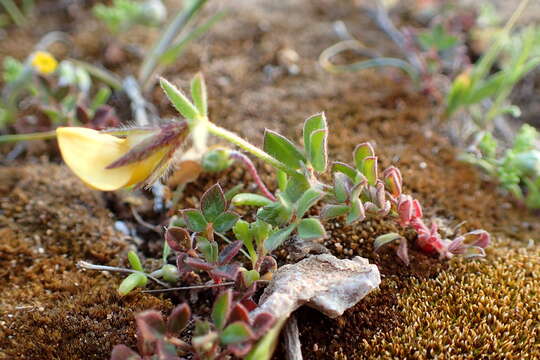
[
  {"x1": 57, "y1": 127, "x2": 134, "y2": 191},
  {"x1": 125, "y1": 147, "x2": 169, "y2": 187}
]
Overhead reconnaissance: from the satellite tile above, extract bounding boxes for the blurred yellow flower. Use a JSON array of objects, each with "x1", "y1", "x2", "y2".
[
  {"x1": 31, "y1": 51, "x2": 58, "y2": 75},
  {"x1": 56, "y1": 127, "x2": 176, "y2": 191}
]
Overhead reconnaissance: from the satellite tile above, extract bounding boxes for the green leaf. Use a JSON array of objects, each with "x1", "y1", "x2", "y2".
[
  {"x1": 90, "y1": 86, "x2": 111, "y2": 112},
  {"x1": 263, "y1": 129, "x2": 306, "y2": 169},
  {"x1": 334, "y1": 172, "x2": 351, "y2": 203},
  {"x1": 264, "y1": 224, "x2": 295, "y2": 252},
  {"x1": 362, "y1": 156, "x2": 378, "y2": 185},
  {"x1": 159, "y1": 11, "x2": 225, "y2": 66},
  {"x1": 245, "y1": 319, "x2": 285, "y2": 360},
  {"x1": 182, "y1": 209, "x2": 208, "y2": 232},
  {"x1": 191, "y1": 73, "x2": 208, "y2": 117},
  {"x1": 295, "y1": 188, "x2": 324, "y2": 218},
  {"x1": 346, "y1": 198, "x2": 365, "y2": 225},
  {"x1": 233, "y1": 220, "x2": 251, "y2": 244},
  {"x1": 277, "y1": 170, "x2": 288, "y2": 191},
  {"x1": 127, "y1": 251, "x2": 144, "y2": 271},
  {"x1": 241, "y1": 269, "x2": 260, "y2": 287},
  {"x1": 225, "y1": 184, "x2": 244, "y2": 201},
  {"x1": 202, "y1": 149, "x2": 233, "y2": 173},
  {"x1": 212, "y1": 290, "x2": 232, "y2": 330},
  {"x1": 353, "y1": 143, "x2": 374, "y2": 170},
  {"x1": 297, "y1": 218, "x2": 326, "y2": 241},
  {"x1": 160, "y1": 77, "x2": 200, "y2": 120},
  {"x1": 283, "y1": 174, "x2": 310, "y2": 203},
  {"x1": 303, "y1": 112, "x2": 326, "y2": 156},
  {"x1": 232, "y1": 193, "x2": 274, "y2": 207},
  {"x1": 257, "y1": 200, "x2": 293, "y2": 227},
  {"x1": 320, "y1": 204, "x2": 349, "y2": 220},
  {"x1": 214, "y1": 211, "x2": 240, "y2": 233},
  {"x1": 252, "y1": 219, "x2": 272, "y2": 246},
  {"x1": 309, "y1": 129, "x2": 328, "y2": 172},
  {"x1": 332, "y1": 161, "x2": 357, "y2": 180},
  {"x1": 118, "y1": 272, "x2": 147, "y2": 296},
  {"x1": 220, "y1": 322, "x2": 253, "y2": 345},
  {"x1": 478, "y1": 132, "x2": 498, "y2": 158},
  {"x1": 197, "y1": 237, "x2": 218, "y2": 263},
  {"x1": 201, "y1": 184, "x2": 227, "y2": 222},
  {"x1": 374, "y1": 233, "x2": 402, "y2": 251}
]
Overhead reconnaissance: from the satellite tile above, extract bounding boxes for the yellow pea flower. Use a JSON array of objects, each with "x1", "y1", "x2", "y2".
[
  {"x1": 31, "y1": 51, "x2": 58, "y2": 75},
  {"x1": 56, "y1": 123, "x2": 187, "y2": 191}
]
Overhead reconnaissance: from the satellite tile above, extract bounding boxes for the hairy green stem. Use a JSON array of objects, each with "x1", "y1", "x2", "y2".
[
  {"x1": 0, "y1": 130, "x2": 56, "y2": 143},
  {"x1": 205, "y1": 121, "x2": 298, "y2": 176}
]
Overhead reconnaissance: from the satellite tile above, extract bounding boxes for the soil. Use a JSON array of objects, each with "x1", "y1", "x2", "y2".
[{"x1": 1, "y1": 0, "x2": 539, "y2": 359}]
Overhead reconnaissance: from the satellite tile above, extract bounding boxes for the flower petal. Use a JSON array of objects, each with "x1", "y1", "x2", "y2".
[{"x1": 57, "y1": 127, "x2": 133, "y2": 191}]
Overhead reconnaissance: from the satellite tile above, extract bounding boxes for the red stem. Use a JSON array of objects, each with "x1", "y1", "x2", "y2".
[{"x1": 230, "y1": 151, "x2": 277, "y2": 201}]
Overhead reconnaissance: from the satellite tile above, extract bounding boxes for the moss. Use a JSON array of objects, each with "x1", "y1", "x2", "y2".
[
  {"x1": 358, "y1": 242, "x2": 540, "y2": 359},
  {"x1": 0, "y1": 165, "x2": 172, "y2": 359}
]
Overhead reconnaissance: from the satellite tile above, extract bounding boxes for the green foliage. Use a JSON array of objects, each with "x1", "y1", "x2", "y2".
[
  {"x1": 445, "y1": 24, "x2": 540, "y2": 127},
  {"x1": 1, "y1": 57, "x2": 113, "y2": 129},
  {"x1": 93, "y1": 0, "x2": 166, "y2": 34},
  {"x1": 462, "y1": 124, "x2": 540, "y2": 208},
  {"x1": 112, "y1": 292, "x2": 277, "y2": 360},
  {"x1": 418, "y1": 24, "x2": 459, "y2": 52}
]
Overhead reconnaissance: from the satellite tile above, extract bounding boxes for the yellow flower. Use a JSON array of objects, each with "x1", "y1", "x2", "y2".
[
  {"x1": 31, "y1": 51, "x2": 58, "y2": 75},
  {"x1": 56, "y1": 126, "x2": 185, "y2": 191}
]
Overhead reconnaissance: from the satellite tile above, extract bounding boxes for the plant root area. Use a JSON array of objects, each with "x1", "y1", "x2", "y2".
[{"x1": 1, "y1": 0, "x2": 540, "y2": 359}]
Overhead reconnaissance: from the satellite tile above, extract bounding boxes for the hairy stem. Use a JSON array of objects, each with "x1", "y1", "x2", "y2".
[
  {"x1": 205, "y1": 121, "x2": 297, "y2": 176},
  {"x1": 230, "y1": 150, "x2": 277, "y2": 201},
  {"x1": 77, "y1": 261, "x2": 170, "y2": 288}
]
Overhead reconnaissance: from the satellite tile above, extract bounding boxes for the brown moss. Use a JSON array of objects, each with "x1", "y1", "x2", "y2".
[
  {"x1": 357, "y1": 241, "x2": 540, "y2": 359},
  {"x1": 0, "y1": 165, "x2": 171, "y2": 359}
]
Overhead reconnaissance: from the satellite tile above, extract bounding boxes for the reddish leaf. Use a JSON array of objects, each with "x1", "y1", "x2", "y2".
[
  {"x1": 185, "y1": 257, "x2": 214, "y2": 271},
  {"x1": 211, "y1": 263, "x2": 241, "y2": 280},
  {"x1": 166, "y1": 227, "x2": 192, "y2": 252},
  {"x1": 135, "y1": 310, "x2": 165, "y2": 355},
  {"x1": 167, "y1": 303, "x2": 191, "y2": 335},
  {"x1": 251, "y1": 312, "x2": 276, "y2": 338},
  {"x1": 218, "y1": 240, "x2": 243, "y2": 265},
  {"x1": 176, "y1": 253, "x2": 191, "y2": 273},
  {"x1": 241, "y1": 298, "x2": 258, "y2": 312},
  {"x1": 229, "y1": 303, "x2": 250, "y2": 324},
  {"x1": 259, "y1": 256, "x2": 277, "y2": 276}
]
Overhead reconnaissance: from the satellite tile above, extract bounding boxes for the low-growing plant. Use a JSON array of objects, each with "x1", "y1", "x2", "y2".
[
  {"x1": 0, "y1": 0, "x2": 34, "y2": 27},
  {"x1": 444, "y1": 0, "x2": 539, "y2": 133},
  {"x1": 319, "y1": 2, "x2": 468, "y2": 97},
  {"x1": 0, "y1": 0, "x2": 222, "y2": 144},
  {"x1": 93, "y1": 0, "x2": 167, "y2": 34},
  {"x1": 111, "y1": 289, "x2": 279, "y2": 360},
  {"x1": 1, "y1": 51, "x2": 114, "y2": 130},
  {"x1": 460, "y1": 125, "x2": 540, "y2": 209},
  {"x1": 57, "y1": 73, "x2": 490, "y2": 264}
]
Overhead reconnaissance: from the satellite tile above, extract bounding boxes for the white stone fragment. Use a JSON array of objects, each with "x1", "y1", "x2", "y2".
[{"x1": 254, "y1": 254, "x2": 381, "y2": 319}]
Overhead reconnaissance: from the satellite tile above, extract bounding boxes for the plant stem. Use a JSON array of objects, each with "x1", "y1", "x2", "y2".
[
  {"x1": 77, "y1": 261, "x2": 170, "y2": 288},
  {"x1": 0, "y1": 130, "x2": 56, "y2": 143},
  {"x1": 139, "y1": 0, "x2": 208, "y2": 89},
  {"x1": 230, "y1": 150, "x2": 277, "y2": 201},
  {"x1": 205, "y1": 121, "x2": 298, "y2": 176}
]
